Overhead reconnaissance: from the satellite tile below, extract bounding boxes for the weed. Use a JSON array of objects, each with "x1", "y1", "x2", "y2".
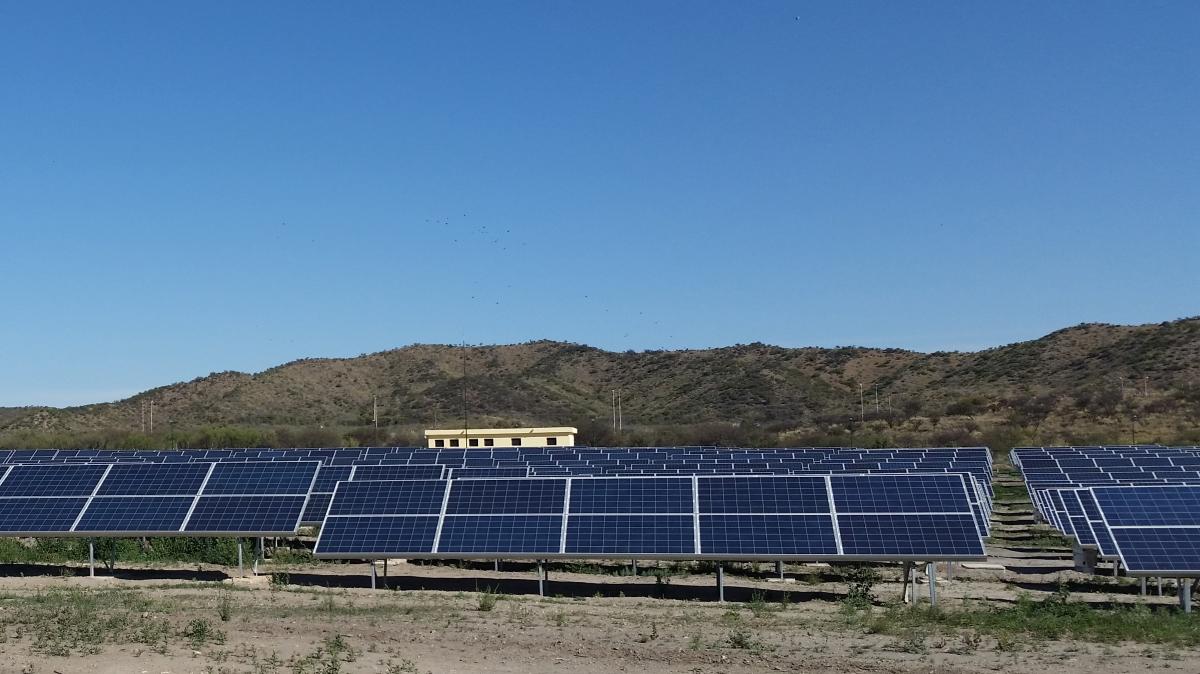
[
  {"x1": 182, "y1": 618, "x2": 226, "y2": 650},
  {"x1": 477, "y1": 587, "x2": 499, "y2": 612},
  {"x1": 270, "y1": 571, "x2": 290, "y2": 589},
  {"x1": 727, "y1": 626, "x2": 760, "y2": 651},
  {"x1": 636, "y1": 622, "x2": 659, "y2": 643},
  {"x1": 217, "y1": 591, "x2": 234, "y2": 622},
  {"x1": 837, "y1": 564, "x2": 881, "y2": 608}
]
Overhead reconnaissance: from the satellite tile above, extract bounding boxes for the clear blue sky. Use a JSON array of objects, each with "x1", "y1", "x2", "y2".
[{"x1": 1, "y1": 2, "x2": 1197, "y2": 407}]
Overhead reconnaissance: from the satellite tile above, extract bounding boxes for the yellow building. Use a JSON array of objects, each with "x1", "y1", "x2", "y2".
[{"x1": 424, "y1": 427, "x2": 577, "y2": 449}]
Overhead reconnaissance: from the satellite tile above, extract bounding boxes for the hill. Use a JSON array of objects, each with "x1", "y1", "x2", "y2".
[{"x1": 2, "y1": 317, "x2": 1199, "y2": 448}]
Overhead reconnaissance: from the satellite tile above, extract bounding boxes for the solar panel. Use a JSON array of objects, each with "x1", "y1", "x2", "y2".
[
  {"x1": 445, "y1": 479, "x2": 566, "y2": 515},
  {"x1": 699, "y1": 514, "x2": 837, "y2": 556},
  {"x1": 96, "y1": 463, "x2": 211, "y2": 496},
  {"x1": 75, "y1": 496, "x2": 195, "y2": 533},
  {"x1": 0, "y1": 464, "x2": 109, "y2": 497},
  {"x1": 0, "y1": 497, "x2": 89, "y2": 534},
  {"x1": 202, "y1": 462, "x2": 317, "y2": 495},
  {"x1": 569, "y1": 477, "x2": 692, "y2": 514},
  {"x1": 315, "y1": 515, "x2": 439, "y2": 556},
  {"x1": 566, "y1": 514, "x2": 694, "y2": 555},
  {"x1": 698, "y1": 476, "x2": 830, "y2": 514},
  {"x1": 837, "y1": 514, "x2": 983, "y2": 557},
  {"x1": 184, "y1": 495, "x2": 308, "y2": 534},
  {"x1": 327, "y1": 480, "x2": 448, "y2": 516},
  {"x1": 352, "y1": 465, "x2": 445, "y2": 481},
  {"x1": 830, "y1": 474, "x2": 972, "y2": 513},
  {"x1": 437, "y1": 515, "x2": 562, "y2": 554}
]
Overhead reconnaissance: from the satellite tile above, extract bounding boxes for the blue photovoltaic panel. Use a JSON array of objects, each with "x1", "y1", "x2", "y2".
[
  {"x1": 201, "y1": 462, "x2": 317, "y2": 495},
  {"x1": 75, "y1": 496, "x2": 194, "y2": 532},
  {"x1": 327, "y1": 480, "x2": 448, "y2": 516},
  {"x1": 699, "y1": 514, "x2": 837, "y2": 556},
  {"x1": 96, "y1": 463, "x2": 211, "y2": 496},
  {"x1": 312, "y1": 466, "x2": 353, "y2": 492},
  {"x1": 445, "y1": 479, "x2": 566, "y2": 515},
  {"x1": 450, "y1": 467, "x2": 530, "y2": 478},
  {"x1": 301, "y1": 493, "x2": 333, "y2": 524},
  {"x1": 831, "y1": 475, "x2": 970, "y2": 513},
  {"x1": 1070, "y1": 516, "x2": 1096, "y2": 546},
  {"x1": 565, "y1": 515, "x2": 694, "y2": 554},
  {"x1": 0, "y1": 497, "x2": 89, "y2": 533},
  {"x1": 314, "y1": 516, "x2": 439, "y2": 556},
  {"x1": 569, "y1": 478, "x2": 693, "y2": 514},
  {"x1": 0, "y1": 465, "x2": 109, "y2": 497},
  {"x1": 184, "y1": 495, "x2": 307, "y2": 533},
  {"x1": 437, "y1": 515, "x2": 562, "y2": 553},
  {"x1": 1110, "y1": 528, "x2": 1200, "y2": 574},
  {"x1": 352, "y1": 465, "x2": 444, "y2": 481},
  {"x1": 1092, "y1": 486, "x2": 1200, "y2": 526},
  {"x1": 838, "y1": 514, "x2": 983, "y2": 557},
  {"x1": 697, "y1": 476, "x2": 830, "y2": 514}
]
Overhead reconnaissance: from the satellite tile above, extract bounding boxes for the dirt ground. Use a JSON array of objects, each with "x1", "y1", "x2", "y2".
[{"x1": 0, "y1": 555, "x2": 1196, "y2": 674}]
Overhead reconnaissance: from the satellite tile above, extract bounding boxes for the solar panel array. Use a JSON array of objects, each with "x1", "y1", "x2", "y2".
[
  {"x1": 0, "y1": 461, "x2": 318, "y2": 536},
  {"x1": 313, "y1": 474, "x2": 986, "y2": 562},
  {"x1": 0, "y1": 446, "x2": 992, "y2": 530},
  {"x1": 1013, "y1": 445, "x2": 1200, "y2": 575}
]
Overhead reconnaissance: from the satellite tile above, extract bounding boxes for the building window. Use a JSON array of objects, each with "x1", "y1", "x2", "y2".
[
  {"x1": 434, "y1": 439, "x2": 445, "y2": 448},
  {"x1": 468, "y1": 438, "x2": 479, "y2": 447},
  {"x1": 450, "y1": 439, "x2": 460, "y2": 447},
  {"x1": 546, "y1": 437, "x2": 557, "y2": 446},
  {"x1": 511, "y1": 438, "x2": 522, "y2": 446},
  {"x1": 484, "y1": 438, "x2": 494, "y2": 447}
]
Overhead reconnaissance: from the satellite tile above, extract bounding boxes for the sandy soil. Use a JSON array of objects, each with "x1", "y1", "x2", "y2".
[{"x1": 0, "y1": 555, "x2": 1194, "y2": 674}]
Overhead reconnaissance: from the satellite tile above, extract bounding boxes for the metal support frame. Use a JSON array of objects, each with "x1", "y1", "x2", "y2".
[
  {"x1": 716, "y1": 563, "x2": 725, "y2": 602},
  {"x1": 900, "y1": 561, "x2": 914, "y2": 604},
  {"x1": 946, "y1": 561, "x2": 953, "y2": 581},
  {"x1": 383, "y1": 558, "x2": 388, "y2": 586},
  {"x1": 927, "y1": 562, "x2": 937, "y2": 606},
  {"x1": 1158, "y1": 577, "x2": 1163, "y2": 596},
  {"x1": 1113, "y1": 559, "x2": 1120, "y2": 577},
  {"x1": 1141, "y1": 577, "x2": 1148, "y2": 596},
  {"x1": 494, "y1": 559, "x2": 500, "y2": 572},
  {"x1": 370, "y1": 561, "x2": 377, "y2": 590},
  {"x1": 110, "y1": 542, "x2": 116, "y2": 575},
  {"x1": 631, "y1": 559, "x2": 637, "y2": 576},
  {"x1": 88, "y1": 539, "x2": 95, "y2": 577},
  {"x1": 776, "y1": 561, "x2": 784, "y2": 580},
  {"x1": 1182, "y1": 578, "x2": 1192, "y2": 613},
  {"x1": 537, "y1": 561, "x2": 545, "y2": 597},
  {"x1": 237, "y1": 539, "x2": 244, "y2": 576}
]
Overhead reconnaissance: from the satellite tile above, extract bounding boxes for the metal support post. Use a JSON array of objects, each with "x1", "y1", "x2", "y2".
[
  {"x1": 370, "y1": 561, "x2": 377, "y2": 590},
  {"x1": 1183, "y1": 579, "x2": 1192, "y2": 613},
  {"x1": 1158, "y1": 577, "x2": 1163, "y2": 596},
  {"x1": 237, "y1": 539, "x2": 244, "y2": 575},
  {"x1": 383, "y1": 558, "x2": 388, "y2": 582},
  {"x1": 88, "y1": 539, "x2": 95, "y2": 577},
  {"x1": 537, "y1": 561, "x2": 545, "y2": 597},
  {"x1": 494, "y1": 559, "x2": 500, "y2": 572},
  {"x1": 1113, "y1": 559, "x2": 1120, "y2": 576},
  {"x1": 110, "y1": 542, "x2": 117, "y2": 575},
  {"x1": 1141, "y1": 577, "x2": 1147, "y2": 596},
  {"x1": 776, "y1": 561, "x2": 784, "y2": 579},
  {"x1": 631, "y1": 559, "x2": 637, "y2": 576},
  {"x1": 716, "y1": 564, "x2": 725, "y2": 602},
  {"x1": 901, "y1": 562, "x2": 913, "y2": 604},
  {"x1": 946, "y1": 561, "x2": 953, "y2": 581},
  {"x1": 927, "y1": 563, "x2": 937, "y2": 606}
]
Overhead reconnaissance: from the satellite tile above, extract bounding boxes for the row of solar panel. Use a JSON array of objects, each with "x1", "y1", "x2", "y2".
[
  {"x1": 1014, "y1": 446, "x2": 1200, "y2": 576},
  {"x1": 314, "y1": 474, "x2": 987, "y2": 561},
  {"x1": 296, "y1": 464, "x2": 991, "y2": 533},
  {"x1": 0, "y1": 462, "x2": 318, "y2": 536}
]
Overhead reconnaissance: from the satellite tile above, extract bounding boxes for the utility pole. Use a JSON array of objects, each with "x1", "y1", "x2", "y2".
[
  {"x1": 617, "y1": 390, "x2": 623, "y2": 432},
  {"x1": 874, "y1": 385, "x2": 880, "y2": 414},
  {"x1": 1143, "y1": 376, "x2": 1150, "y2": 397},
  {"x1": 859, "y1": 383, "x2": 865, "y2": 423},
  {"x1": 140, "y1": 402, "x2": 145, "y2": 434},
  {"x1": 149, "y1": 401, "x2": 154, "y2": 434},
  {"x1": 373, "y1": 395, "x2": 379, "y2": 430},
  {"x1": 612, "y1": 390, "x2": 617, "y2": 433}
]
